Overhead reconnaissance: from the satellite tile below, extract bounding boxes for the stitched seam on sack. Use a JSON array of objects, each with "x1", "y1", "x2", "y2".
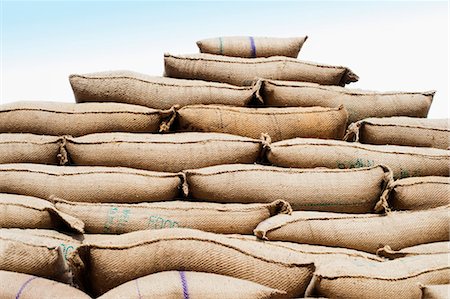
[
  {"x1": 66, "y1": 139, "x2": 260, "y2": 145},
  {"x1": 0, "y1": 168, "x2": 178, "y2": 178},
  {"x1": 180, "y1": 106, "x2": 343, "y2": 115},
  {"x1": 0, "y1": 236, "x2": 60, "y2": 249},
  {"x1": 394, "y1": 181, "x2": 449, "y2": 188},
  {"x1": 362, "y1": 122, "x2": 450, "y2": 132},
  {"x1": 0, "y1": 141, "x2": 60, "y2": 145},
  {"x1": 88, "y1": 237, "x2": 315, "y2": 267},
  {"x1": 165, "y1": 54, "x2": 348, "y2": 70},
  {"x1": 70, "y1": 75, "x2": 252, "y2": 91},
  {"x1": 0, "y1": 108, "x2": 159, "y2": 115},
  {"x1": 0, "y1": 201, "x2": 49, "y2": 211}
]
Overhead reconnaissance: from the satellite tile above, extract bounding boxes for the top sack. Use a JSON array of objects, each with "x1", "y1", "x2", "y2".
[{"x1": 196, "y1": 36, "x2": 308, "y2": 58}]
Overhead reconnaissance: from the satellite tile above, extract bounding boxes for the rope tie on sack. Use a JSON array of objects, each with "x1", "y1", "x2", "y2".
[
  {"x1": 57, "y1": 136, "x2": 70, "y2": 165},
  {"x1": 159, "y1": 105, "x2": 179, "y2": 133},
  {"x1": 179, "y1": 172, "x2": 189, "y2": 197},
  {"x1": 259, "y1": 133, "x2": 272, "y2": 162},
  {"x1": 343, "y1": 121, "x2": 362, "y2": 142},
  {"x1": 374, "y1": 167, "x2": 395, "y2": 214}
]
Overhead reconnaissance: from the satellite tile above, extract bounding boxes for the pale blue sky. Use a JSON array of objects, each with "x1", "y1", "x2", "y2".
[{"x1": 1, "y1": 1, "x2": 448, "y2": 118}]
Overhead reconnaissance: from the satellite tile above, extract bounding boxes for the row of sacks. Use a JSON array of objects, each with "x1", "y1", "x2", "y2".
[
  {"x1": 0, "y1": 227, "x2": 448, "y2": 298},
  {"x1": 0, "y1": 162, "x2": 448, "y2": 214},
  {"x1": 68, "y1": 70, "x2": 437, "y2": 125}
]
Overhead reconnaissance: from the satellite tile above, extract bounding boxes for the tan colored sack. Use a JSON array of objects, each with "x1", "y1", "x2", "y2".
[
  {"x1": 0, "y1": 101, "x2": 164, "y2": 136},
  {"x1": 254, "y1": 206, "x2": 450, "y2": 253},
  {"x1": 176, "y1": 105, "x2": 348, "y2": 141},
  {"x1": 377, "y1": 242, "x2": 450, "y2": 259},
  {"x1": 421, "y1": 284, "x2": 450, "y2": 299},
  {"x1": 0, "y1": 193, "x2": 84, "y2": 233},
  {"x1": 197, "y1": 36, "x2": 308, "y2": 58},
  {"x1": 164, "y1": 53, "x2": 358, "y2": 87},
  {"x1": 0, "y1": 164, "x2": 180, "y2": 203},
  {"x1": 387, "y1": 176, "x2": 450, "y2": 210},
  {"x1": 52, "y1": 197, "x2": 291, "y2": 234},
  {"x1": 345, "y1": 117, "x2": 450, "y2": 149},
  {"x1": 0, "y1": 134, "x2": 64, "y2": 165},
  {"x1": 267, "y1": 138, "x2": 450, "y2": 179},
  {"x1": 69, "y1": 228, "x2": 315, "y2": 297},
  {"x1": 0, "y1": 270, "x2": 90, "y2": 299},
  {"x1": 184, "y1": 164, "x2": 392, "y2": 213},
  {"x1": 70, "y1": 71, "x2": 255, "y2": 109},
  {"x1": 306, "y1": 254, "x2": 450, "y2": 299},
  {"x1": 65, "y1": 132, "x2": 262, "y2": 172},
  {"x1": 258, "y1": 79, "x2": 434, "y2": 124},
  {"x1": 98, "y1": 271, "x2": 287, "y2": 299},
  {"x1": 0, "y1": 228, "x2": 81, "y2": 283}
]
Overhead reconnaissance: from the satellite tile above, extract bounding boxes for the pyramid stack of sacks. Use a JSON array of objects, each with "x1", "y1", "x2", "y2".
[{"x1": 1, "y1": 35, "x2": 449, "y2": 299}]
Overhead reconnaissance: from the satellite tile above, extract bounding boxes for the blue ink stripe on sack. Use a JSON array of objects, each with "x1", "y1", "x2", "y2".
[
  {"x1": 179, "y1": 271, "x2": 189, "y2": 299},
  {"x1": 249, "y1": 36, "x2": 256, "y2": 57},
  {"x1": 15, "y1": 276, "x2": 38, "y2": 299}
]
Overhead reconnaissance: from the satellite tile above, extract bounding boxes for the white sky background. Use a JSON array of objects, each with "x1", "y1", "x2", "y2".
[{"x1": 1, "y1": 1, "x2": 448, "y2": 118}]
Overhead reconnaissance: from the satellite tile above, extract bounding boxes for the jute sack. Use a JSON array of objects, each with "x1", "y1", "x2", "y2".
[
  {"x1": 164, "y1": 53, "x2": 359, "y2": 87},
  {"x1": 69, "y1": 228, "x2": 315, "y2": 297},
  {"x1": 344, "y1": 117, "x2": 450, "y2": 149},
  {"x1": 0, "y1": 101, "x2": 165, "y2": 136},
  {"x1": 387, "y1": 176, "x2": 450, "y2": 210},
  {"x1": 0, "y1": 134, "x2": 63, "y2": 165},
  {"x1": 377, "y1": 242, "x2": 450, "y2": 259},
  {"x1": 97, "y1": 271, "x2": 287, "y2": 299},
  {"x1": 65, "y1": 132, "x2": 262, "y2": 173},
  {"x1": 196, "y1": 36, "x2": 308, "y2": 58},
  {"x1": 176, "y1": 105, "x2": 348, "y2": 141},
  {"x1": 421, "y1": 284, "x2": 450, "y2": 299},
  {"x1": 254, "y1": 206, "x2": 450, "y2": 253},
  {"x1": 258, "y1": 79, "x2": 434, "y2": 124},
  {"x1": 0, "y1": 193, "x2": 84, "y2": 233},
  {"x1": 183, "y1": 164, "x2": 392, "y2": 213},
  {"x1": 305, "y1": 254, "x2": 450, "y2": 299},
  {"x1": 0, "y1": 228, "x2": 81, "y2": 283},
  {"x1": 0, "y1": 164, "x2": 180, "y2": 203},
  {"x1": 52, "y1": 197, "x2": 291, "y2": 234},
  {"x1": 70, "y1": 71, "x2": 255, "y2": 109},
  {"x1": 267, "y1": 138, "x2": 450, "y2": 179},
  {"x1": 0, "y1": 270, "x2": 91, "y2": 299}
]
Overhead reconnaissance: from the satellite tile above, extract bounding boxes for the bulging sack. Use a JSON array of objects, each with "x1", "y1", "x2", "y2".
[
  {"x1": 164, "y1": 53, "x2": 358, "y2": 87},
  {"x1": 0, "y1": 270, "x2": 91, "y2": 299},
  {"x1": 377, "y1": 242, "x2": 450, "y2": 259},
  {"x1": 387, "y1": 176, "x2": 450, "y2": 210},
  {"x1": 267, "y1": 138, "x2": 450, "y2": 179},
  {"x1": 421, "y1": 284, "x2": 450, "y2": 299},
  {"x1": 0, "y1": 134, "x2": 63, "y2": 165},
  {"x1": 70, "y1": 71, "x2": 255, "y2": 109},
  {"x1": 254, "y1": 206, "x2": 450, "y2": 253},
  {"x1": 0, "y1": 101, "x2": 164, "y2": 136},
  {"x1": 0, "y1": 163, "x2": 180, "y2": 203},
  {"x1": 183, "y1": 164, "x2": 392, "y2": 213},
  {"x1": 306, "y1": 254, "x2": 450, "y2": 299},
  {"x1": 258, "y1": 79, "x2": 434, "y2": 124},
  {"x1": 0, "y1": 193, "x2": 84, "y2": 233},
  {"x1": 345, "y1": 117, "x2": 450, "y2": 149},
  {"x1": 176, "y1": 105, "x2": 348, "y2": 141},
  {"x1": 65, "y1": 132, "x2": 262, "y2": 172},
  {"x1": 69, "y1": 228, "x2": 315, "y2": 297},
  {"x1": 196, "y1": 36, "x2": 308, "y2": 58},
  {"x1": 52, "y1": 197, "x2": 291, "y2": 235},
  {"x1": 98, "y1": 271, "x2": 287, "y2": 299}
]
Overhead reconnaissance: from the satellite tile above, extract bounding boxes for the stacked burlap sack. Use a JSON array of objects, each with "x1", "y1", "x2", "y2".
[{"x1": 1, "y1": 35, "x2": 449, "y2": 298}]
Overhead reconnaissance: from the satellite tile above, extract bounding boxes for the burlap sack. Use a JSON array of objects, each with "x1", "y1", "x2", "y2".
[
  {"x1": 0, "y1": 164, "x2": 180, "y2": 203},
  {"x1": 0, "y1": 193, "x2": 84, "y2": 233},
  {"x1": 258, "y1": 79, "x2": 434, "y2": 124},
  {"x1": 387, "y1": 176, "x2": 450, "y2": 210},
  {"x1": 0, "y1": 270, "x2": 90, "y2": 299},
  {"x1": 0, "y1": 101, "x2": 164, "y2": 136},
  {"x1": 97, "y1": 271, "x2": 287, "y2": 299},
  {"x1": 69, "y1": 228, "x2": 315, "y2": 297},
  {"x1": 65, "y1": 132, "x2": 262, "y2": 172},
  {"x1": 0, "y1": 228, "x2": 81, "y2": 283},
  {"x1": 184, "y1": 164, "x2": 392, "y2": 213},
  {"x1": 0, "y1": 134, "x2": 64, "y2": 165},
  {"x1": 52, "y1": 197, "x2": 291, "y2": 234},
  {"x1": 267, "y1": 138, "x2": 450, "y2": 179},
  {"x1": 344, "y1": 117, "x2": 450, "y2": 149},
  {"x1": 176, "y1": 105, "x2": 348, "y2": 141},
  {"x1": 306, "y1": 254, "x2": 450, "y2": 299},
  {"x1": 196, "y1": 36, "x2": 308, "y2": 58},
  {"x1": 421, "y1": 284, "x2": 450, "y2": 299},
  {"x1": 70, "y1": 71, "x2": 255, "y2": 109},
  {"x1": 164, "y1": 53, "x2": 359, "y2": 87},
  {"x1": 377, "y1": 242, "x2": 450, "y2": 259},
  {"x1": 254, "y1": 206, "x2": 450, "y2": 253}
]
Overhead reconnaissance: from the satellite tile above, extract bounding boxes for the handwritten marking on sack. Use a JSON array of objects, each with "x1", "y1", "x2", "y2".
[
  {"x1": 103, "y1": 207, "x2": 131, "y2": 233},
  {"x1": 148, "y1": 215, "x2": 179, "y2": 229},
  {"x1": 337, "y1": 158, "x2": 375, "y2": 169},
  {"x1": 59, "y1": 243, "x2": 75, "y2": 261}
]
